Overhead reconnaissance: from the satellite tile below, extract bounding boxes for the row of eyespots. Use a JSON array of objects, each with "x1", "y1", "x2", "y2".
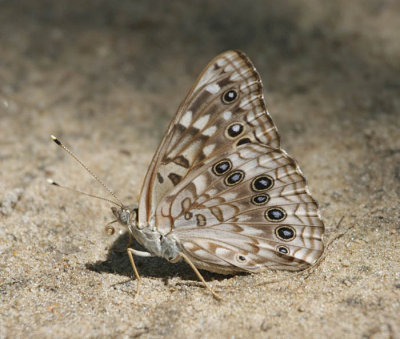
[
  {"x1": 221, "y1": 89, "x2": 243, "y2": 139},
  {"x1": 236, "y1": 246, "x2": 291, "y2": 258},
  {"x1": 221, "y1": 88, "x2": 254, "y2": 147},
  {"x1": 235, "y1": 246, "x2": 289, "y2": 264},
  {"x1": 212, "y1": 159, "x2": 246, "y2": 187},
  {"x1": 236, "y1": 226, "x2": 294, "y2": 263},
  {"x1": 235, "y1": 226, "x2": 294, "y2": 262},
  {"x1": 268, "y1": 208, "x2": 291, "y2": 256},
  {"x1": 226, "y1": 122, "x2": 251, "y2": 147},
  {"x1": 212, "y1": 163, "x2": 284, "y2": 224},
  {"x1": 237, "y1": 225, "x2": 294, "y2": 262},
  {"x1": 211, "y1": 160, "x2": 290, "y2": 249},
  {"x1": 211, "y1": 160, "x2": 293, "y2": 257},
  {"x1": 225, "y1": 122, "x2": 253, "y2": 148},
  {"x1": 275, "y1": 222, "x2": 294, "y2": 255},
  {"x1": 251, "y1": 178, "x2": 291, "y2": 254},
  {"x1": 212, "y1": 163, "x2": 275, "y2": 192},
  {"x1": 276, "y1": 225, "x2": 296, "y2": 255},
  {"x1": 250, "y1": 174, "x2": 274, "y2": 206}
]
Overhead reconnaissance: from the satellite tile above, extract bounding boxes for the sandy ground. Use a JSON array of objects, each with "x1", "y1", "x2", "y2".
[{"x1": 1, "y1": 1, "x2": 399, "y2": 338}]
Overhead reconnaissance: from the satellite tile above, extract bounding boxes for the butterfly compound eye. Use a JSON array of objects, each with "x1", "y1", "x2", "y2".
[{"x1": 222, "y1": 89, "x2": 238, "y2": 104}]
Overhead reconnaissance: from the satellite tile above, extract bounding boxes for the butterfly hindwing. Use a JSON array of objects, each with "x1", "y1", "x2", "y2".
[{"x1": 155, "y1": 143, "x2": 324, "y2": 273}]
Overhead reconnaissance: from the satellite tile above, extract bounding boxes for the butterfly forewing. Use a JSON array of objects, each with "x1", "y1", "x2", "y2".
[
  {"x1": 138, "y1": 50, "x2": 280, "y2": 225},
  {"x1": 138, "y1": 50, "x2": 324, "y2": 274}
]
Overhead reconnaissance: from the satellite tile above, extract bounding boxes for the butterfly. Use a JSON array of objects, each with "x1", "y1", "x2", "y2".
[{"x1": 52, "y1": 50, "x2": 324, "y2": 299}]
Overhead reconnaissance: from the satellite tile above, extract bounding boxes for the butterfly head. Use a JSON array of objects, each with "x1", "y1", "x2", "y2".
[{"x1": 112, "y1": 205, "x2": 138, "y2": 226}]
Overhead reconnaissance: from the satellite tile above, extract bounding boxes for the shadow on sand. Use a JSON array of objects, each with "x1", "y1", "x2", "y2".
[{"x1": 85, "y1": 231, "x2": 237, "y2": 286}]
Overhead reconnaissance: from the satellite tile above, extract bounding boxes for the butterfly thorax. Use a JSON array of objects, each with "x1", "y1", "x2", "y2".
[{"x1": 112, "y1": 206, "x2": 181, "y2": 261}]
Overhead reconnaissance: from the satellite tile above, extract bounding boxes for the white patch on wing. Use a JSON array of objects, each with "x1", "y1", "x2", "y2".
[
  {"x1": 193, "y1": 175, "x2": 207, "y2": 192},
  {"x1": 240, "y1": 83, "x2": 249, "y2": 91},
  {"x1": 216, "y1": 58, "x2": 227, "y2": 67},
  {"x1": 235, "y1": 214, "x2": 252, "y2": 222},
  {"x1": 183, "y1": 242, "x2": 195, "y2": 250},
  {"x1": 223, "y1": 111, "x2": 232, "y2": 120},
  {"x1": 246, "y1": 110, "x2": 255, "y2": 122},
  {"x1": 230, "y1": 72, "x2": 242, "y2": 81},
  {"x1": 205, "y1": 83, "x2": 220, "y2": 94},
  {"x1": 203, "y1": 144, "x2": 215, "y2": 156},
  {"x1": 208, "y1": 188, "x2": 218, "y2": 196},
  {"x1": 181, "y1": 110, "x2": 192, "y2": 127},
  {"x1": 224, "y1": 64, "x2": 234, "y2": 72},
  {"x1": 196, "y1": 195, "x2": 208, "y2": 204},
  {"x1": 193, "y1": 249, "x2": 223, "y2": 263},
  {"x1": 193, "y1": 115, "x2": 210, "y2": 129},
  {"x1": 203, "y1": 198, "x2": 222, "y2": 207},
  {"x1": 215, "y1": 247, "x2": 232, "y2": 258},
  {"x1": 239, "y1": 226, "x2": 265, "y2": 237},
  {"x1": 220, "y1": 192, "x2": 238, "y2": 201},
  {"x1": 225, "y1": 51, "x2": 236, "y2": 60},
  {"x1": 202, "y1": 125, "x2": 217, "y2": 136},
  {"x1": 240, "y1": 95, "x2": 258, "y2": 108}
]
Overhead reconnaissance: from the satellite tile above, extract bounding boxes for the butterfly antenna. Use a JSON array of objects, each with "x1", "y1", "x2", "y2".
[
  {"x1": 50, "y1": 135, "x2": 123, "y2": 207},
  {"x1": 47, "y1": 179, "x2": 121, "y2": 207}
]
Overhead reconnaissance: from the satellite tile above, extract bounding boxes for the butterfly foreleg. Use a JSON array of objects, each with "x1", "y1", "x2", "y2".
[{"x1": 176, "y1": 252, "x2": 222, "y2": 300}]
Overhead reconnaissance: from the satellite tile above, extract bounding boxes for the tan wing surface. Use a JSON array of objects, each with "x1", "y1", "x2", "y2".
[
  {"x1": 155, "y1": 143, "x2": 324, "y2": 273},
  {"x1": 138, "y1": 50, "x2": 279, "y2": 225}
]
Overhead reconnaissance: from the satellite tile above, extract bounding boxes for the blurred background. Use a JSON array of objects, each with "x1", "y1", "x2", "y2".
[
  {"x1": 1, "y1": 1, "x2": 399, "y2": 338},
  {"x1": 1, "y1": 0, "x2": 399, "y2": 196}
]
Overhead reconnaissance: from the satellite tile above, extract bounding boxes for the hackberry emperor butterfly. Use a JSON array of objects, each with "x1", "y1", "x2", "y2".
[{"x1": 52, "y1": 50, "x2": 324, "y2": 299}]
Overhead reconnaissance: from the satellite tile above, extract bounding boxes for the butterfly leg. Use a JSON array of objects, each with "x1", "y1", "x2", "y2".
[
  {"x1": 177, "y1": 252, "x2": 222, "y2": 300},
  {"x1": 127, "y1": 247, "x2": 155, "y2": 296},
  {"x1": 126, "y1": 248, "x2": 141, "y2": 295}
]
